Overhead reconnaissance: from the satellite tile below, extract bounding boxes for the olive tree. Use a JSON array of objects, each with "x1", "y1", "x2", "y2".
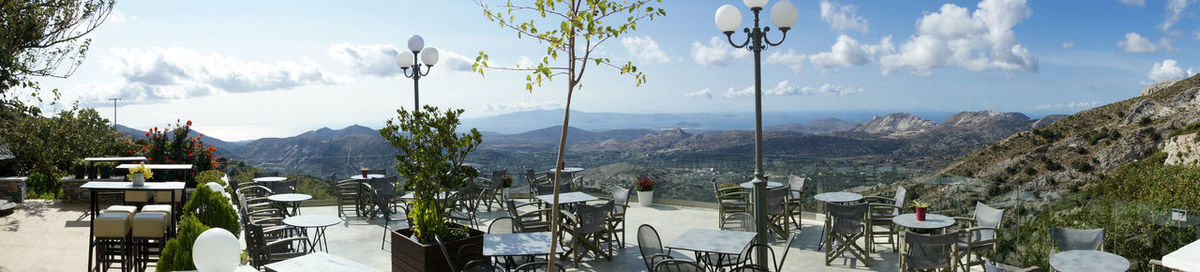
[{"x1": 472, "y1": 0, "x2": 665, "y2": 267}]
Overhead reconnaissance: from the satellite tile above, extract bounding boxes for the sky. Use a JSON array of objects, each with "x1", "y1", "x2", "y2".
[{"x1": 20, "y1": 0, "x2": 1200, "y2": 141}]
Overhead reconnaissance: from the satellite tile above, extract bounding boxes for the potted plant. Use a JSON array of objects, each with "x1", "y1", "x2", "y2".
[
  {"x1": 913, "y1": 200, "x2": 930, "y2": 221},
  {"x1": 361, "y1": 167, "x2": 370, "y2": 178},
  {"x1": 380, "y1": 106, "x2": 484, "y2": 272},
  {"x1": 71, "y1": 159, "x2": 87, "y2": 179},
  {"x1": 95, "y1": 162, "x2": 114, "y2": 179},
  {"x1": 636, "y1": 177, "x2": 655, "y2": 206},
  {"x1": 128, "y1": 162, "x2": 153, "y2": 186}
]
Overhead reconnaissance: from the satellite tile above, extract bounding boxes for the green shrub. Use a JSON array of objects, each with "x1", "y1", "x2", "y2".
[
  {"x1": 196, "y1": 170, "x2": 226, "y2": 187},
  {"x1": 1071, "y1": 160, "x2": 1093, "y2": 173},
  {"x1": 157, "y1": 215, "x2": 210, "y2": 272},
  {"x1": 182, "y1": 185, "x2": 240, "y2": 238}
]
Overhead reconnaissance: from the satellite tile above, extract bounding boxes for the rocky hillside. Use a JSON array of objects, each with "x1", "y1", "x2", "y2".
[
  {"x1": 766, "y1": 117, "x2": 860, "y2": 134},
  {"x1": 233, "y1": 125, "x2": 393, "y2": 175},
  {"x1": 850, "y1": 113, "x2": 936, "y2": 136}
]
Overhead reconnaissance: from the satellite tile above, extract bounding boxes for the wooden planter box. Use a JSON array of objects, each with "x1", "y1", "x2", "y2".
[{"x1": 391, "y1": 223, "x2": 485, "y2": 272}]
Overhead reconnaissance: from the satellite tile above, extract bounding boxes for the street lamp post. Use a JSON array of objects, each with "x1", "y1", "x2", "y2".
[
  {"x1": 395, "y1": 35, "x2": 440, "y2": 111},
  {"x1": 714, "y1": 0, "x2": 798, "y2": 266}
]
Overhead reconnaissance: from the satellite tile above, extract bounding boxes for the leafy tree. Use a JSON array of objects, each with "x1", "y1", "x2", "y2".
[
  {"x1": 472, "y1": 0, "x2": 664, "y2": 266},
  {"x1": 1, "y1": 0, "x2": 114, "y2": 106},
  {"x1": 379, "y1": 105, "x2": 482, "y2": 243},
  {"x1": 0, "y1": 105, "x2": 134, "y2": 194}
]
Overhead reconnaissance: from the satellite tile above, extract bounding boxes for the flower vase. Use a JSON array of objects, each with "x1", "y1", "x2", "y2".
[
  {"x1": 915, "y1": 207, "x2": 927, "y2": 221},
  {"x1": 361, "y1": 170, "x2": 369, "y2": 178},
  {"x1": 131, "y1": 173, "x2": 146, "y2": 187},
  {"x1": 637, "y1": 190, "x2": 654, "y2": 207}
]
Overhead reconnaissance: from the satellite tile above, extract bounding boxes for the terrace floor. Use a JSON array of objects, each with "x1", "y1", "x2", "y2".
[{"x1": 0, "y1": 199, "x2": 937, "y2": 271}]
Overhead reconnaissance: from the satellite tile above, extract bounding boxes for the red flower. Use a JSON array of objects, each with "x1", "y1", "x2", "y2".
[
  {"x1": 186, "y1": 120, "x2": 192, "y2": 126},
  {"x1": 144, "y1": 132, "x2": 149, "y2": 137}
]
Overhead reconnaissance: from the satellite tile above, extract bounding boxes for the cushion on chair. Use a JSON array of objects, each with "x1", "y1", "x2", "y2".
[
  {"x1": 102, "y1": 205, "x2": 138, "y2": 214},
  {"x1": 141, "y1": 204, "x2": 172, "y2": 216},
  {"x1": 94, "y1": 212, "x2": 132, "y2": 238},
  {"x1": 132, "y1": 212, "x2": 168, "y2": 238}
]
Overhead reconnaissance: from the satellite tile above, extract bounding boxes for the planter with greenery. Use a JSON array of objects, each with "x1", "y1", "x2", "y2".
[
  {"x1": 380, "y1": 106, "x2": 484, "y2": 272},
  {"x1": 157, "y1": 184, "x2": 240, "y2": 271}
]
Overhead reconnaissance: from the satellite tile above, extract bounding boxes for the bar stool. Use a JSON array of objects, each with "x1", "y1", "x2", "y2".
[
  {"x1": 131, "y1": 212, "x2": 168, "y2": 271},
  {"x1": 124, "y1": 192, "x2": 150, "y2": 207},
  {"x1": 101, "y1": 205, "x2": 138, "y2": 214},
  {"x1": 141, "y1": 204, "x2": 172, "y2": 217},
  {"x1": 94, "y1": 212, "x2": 132, "y2": 272}
]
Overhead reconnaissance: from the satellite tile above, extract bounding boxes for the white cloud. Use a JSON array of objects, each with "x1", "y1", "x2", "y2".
[
  {"x1": 621, "y1": 36, "x2": 670, "y2": 64},
  {"x1": 685, "y1": 89, "x2": 713, "y2": 99},
  {"x1": 80, "y1": 47, "x2": 346, "y2": 104},
  {"x1": 1160, "y1": 0, "x2": 1191, "y2": 32},
  {"x1": 691, "y1": 37, "x2": 750, "y2": 67},
  {"x1": 764, "y1": 49, "x2": 807, "y2": 73},
  {"x1": 1119, "y1": 0, "x2": 1145, "y2": 6},
  {"x1": 723, "y1": 81, "x2": 862, "y2": 97},
  {"x1": 808, "y1": 35, "x2": 894, "y2": 71},
  {"x1": 1148, "y1": 59, "x2": 1190, "y2": 81},
  {"x1": 481, "y1": 100, "x2": 563, "y2": 113},
  {"x1": 1061, "y1": 41, "x2": 1075, "y2": 48},
  {"x1": 1160, "y1": 37, "x2": 1180, "y2": 53},
  {"x1": 878, "y1": 0, "x2": 1037, "y2": 76},
  {"x1": 1117, "y1": 32, "x2": 1159, "y2": 53},
  {"x1": 820, "y1": 1, "x2": 869, "y2": 33},
  {"x1": 1033, "y1": 101, "x2": 1102, "y2": 110},
  {"x1": 329, "y1": 44, "x2": 473, "y2": 77},
  {"x1": 1194, "y1": 30, "x2": 1200, "y2": 40}
]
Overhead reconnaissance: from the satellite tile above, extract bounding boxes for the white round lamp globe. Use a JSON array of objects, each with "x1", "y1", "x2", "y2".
[
  {"x1": 192, "y1": 228, "x2": 240, "y2": 272},
  {"x1": 715, "y1": 5, "x2": 742, "y2": 33},
  {"x1": 421, "y1": 47, "x2": 439, "y2": 66},
  {"x1": 407, "y1": 35, "x2": 425, "y2": 52},
  {"x1": 396, "y1": 51, "x2": 415, "y2": 68}
]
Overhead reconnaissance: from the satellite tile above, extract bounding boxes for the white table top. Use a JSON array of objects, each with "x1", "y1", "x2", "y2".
[
  {"x1": 548, "y1": 167, "x2": 584, "y2": 173},
  {"x1": 254, "y1": 176, "x2": 287, "y2": 182},
  {"x1": 536, "y1": 191, "x2": 598, "y2": 204},
  {"x1": 739, "y1": 181, "x2": 784, "y2": 189},
  {"x1": 80, "y1": 181, "x2": 185, "y2": 190},
  {"x1": 892, "y1": 213, "x2": 955, "y2": 229},
  {"x1": 1163, "y1": 239, "x2": 1200, "y2": 271},
  {"x1": 350, "y1": 174, "x2": 386, "y2": 180},
  {"x1": 665, "y1": 228, "x2": 757, "y2": 255},
  {"x1": 284, "y1": 215, "x2": 343, "y2": 228},
  {"x1": 84, "y1": 157, "x2": 147, "y2": 162},
  {"x1": 399, "y1": 191, "x2": 455, "y2": 200},
  {"x1": 814, "y1": 192, "x2": 863, "y2": 203},
  {"x1": 264, "y1": 252, "x2": 382, "y2": 272},
  {"x1": 1049, "y1": 250, "x2": 1130, "y2": 272},
  {"x1": 268, "y1": 193, "x2": 312, "y2": 202},
  {"x1": 483, "y1": 232, "x2": 553, "y2": 256},
  {"x1": 115, "y1": 163, "x2": 194, "y2": 170}
]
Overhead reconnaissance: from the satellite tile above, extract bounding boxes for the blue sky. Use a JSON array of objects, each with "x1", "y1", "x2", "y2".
[{"x1": 24, "y1": 0, "x2": 1200, "y2": 141}]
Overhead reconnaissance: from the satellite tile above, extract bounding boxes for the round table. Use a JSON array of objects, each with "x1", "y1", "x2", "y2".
[
  {"x1": 891, "y1": 213, "x2": 955, "y2": 230},
  {"x1": 350, "y1": 174, "x2": 385, "y2": 180},
  {"x1": 814, "y1": 192, "x2": 863, "y2": 203},
  {"x1": 739, "y1": 181, "x2": 784, "y2": 190},
  {"x1": 268, "y1": 193, "x2": 312, "y2": 216},
  {"x1": 283, "y1": 215, "x2": 342, "y2": 253},
  {"x1": 548, "y1": 167, "x2": 584, "y2": 173},
  {"x1": 1049, "y1": 250, "x2": 1130, "y2": 272},
  {"x1": 253, "y1": 176, "x2": 286, "y2": 183}
]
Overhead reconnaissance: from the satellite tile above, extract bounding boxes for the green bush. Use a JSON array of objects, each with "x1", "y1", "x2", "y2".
[
  {"x1": 196, "y1": 170, "x2": 226, "y2": 187},
  {"x1": 156, "y1": 215, "x2": 210, "y2": 272},
  {"x1": 182, "y1": 185, "x2": 240, "y2": 238},
  {"x1": 24, "y1": 171, "x2": 62, "y2": 199}
]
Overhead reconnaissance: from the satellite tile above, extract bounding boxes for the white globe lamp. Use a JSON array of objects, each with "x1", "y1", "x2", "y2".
[
  {"x1": 715, "y1": 5, "x2": 742, "y2": 33},
  {"x1": 396, "y1": 51, "x2": 415, "y2": 68},
  {"x1": 407, "y1": 35, "x2": 425, "y2": 52},
  {"x1": 421, "y1": 47, "x2": 439, "y2": 66},
  {"x1": 771, "y1": 0, "x2": 799, "y2": 29},
  {"x1": 743, "y1": 0, "x2": 768, "y2": 9},
  {"x1": 192, "y1": 228, "x2": 240, "y2": 272}
]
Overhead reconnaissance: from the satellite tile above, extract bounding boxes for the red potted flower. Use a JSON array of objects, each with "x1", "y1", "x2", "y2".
[
  {"x1": 913, "y1": 201, "x2": 930, "y2": 221},
  {"x1": 636, "y1": 177, "x2": 655, "y2": 207}
]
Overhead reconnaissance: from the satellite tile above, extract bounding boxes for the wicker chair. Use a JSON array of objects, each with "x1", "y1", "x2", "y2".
[
  {"x1": 825, "y1": 202, "x2": 871, "y2": 267},
  {"x1": 638, "y1": 224, "x2": 673, "y2": 271},
  {"x1": 1051, "y1": 227, "x2": 1104, "y2": 251},
  {"x1": 865, "y1": 186, "x2": 907, "y2": 253},
  {"x1": 654, "y1": 259, "x2": 706, "y2": 272},
  {"x1": 954, "y1": 202, "x2": 1005, "y2": 271},
  {"x1": 900, "y1": 231, "x2": 958, "y2": 272},
  {"x1": 559, "y1": 201, "x2": 615, "y2": 267}
]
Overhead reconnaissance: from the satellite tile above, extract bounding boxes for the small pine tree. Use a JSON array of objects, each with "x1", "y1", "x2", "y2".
[{"x1": 156, "y1": 215, "x2": 209, "y2": 271}]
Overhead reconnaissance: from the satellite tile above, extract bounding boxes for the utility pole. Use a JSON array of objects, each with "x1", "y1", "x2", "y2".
[{"x1": 107, "y1": 98, "x2": 120, "y2": 128}]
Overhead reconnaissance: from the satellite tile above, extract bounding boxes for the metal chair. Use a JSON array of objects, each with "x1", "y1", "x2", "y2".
[
  {"x1": 608, "y1": 187, "x2": 633, "y2": 248},
  {"x1": 245, "y1": 223, "x2": 309, "y2": 270},
  {"x1": 506, "y1": 200, "x2": 551, "y2": 232},
  {"x1": 480, "y1": 170, "x2": 507, "y2": 211},
  {"x1": 824, "y1": 202, "x2": 871, "y2": 267},
  {"x1": 638, "y1": 224, "x2": 673, "y2": 271},
  {"x1": 511, "y1": 261, "x2": 567, "y2": 272},
  {"x1": 954, "y1": 202, "x2": 1005, "y2": 271},
  {"x1": 701, "y1": 213, "x2": 755, "y2": 270},
  {"x1": 446, "y1": 187, "x2": 480, "y2": 229},
  {"x1": 786, "y1": 175, "x2": 806, "y2": 230},
  {"x1": 559, "y1": 201, "x2": 615, "y2": 267},
  {"x1": 653, "y1": 259, "x2": 706, "y2": 272},
  {"x1": 901, "y1": 231, "x2": 958, "y2": 271},
  {"x1": 746, "y1": 232, "x2": 799, "y2": 272},
  {"x1": 1051, "y1": 227, "x2": 1105, "y2": 251},
  {"x1": 729, "y1": 264, "x2": 770, "y2": 272},
  {"x1": 335, "y1": 177, "x2": 365, "y2": 218},
  {"x1": 367, "y1": 176, "x2": 406, "y2": 250},
  {"x1": 714, "y1": 180, "x2": 750, "y2": 226},
  {"x1": 865, "y1": 186, "x2": 907, "y2": 253}
]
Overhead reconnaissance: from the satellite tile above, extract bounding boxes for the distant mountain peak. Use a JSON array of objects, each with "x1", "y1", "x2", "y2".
[
  {"x1": 297, "y1": 124, "x2": 378, "y2": 141},
  {"x1": 852, "y1": 113, "x2": 935, "y2": 136}
]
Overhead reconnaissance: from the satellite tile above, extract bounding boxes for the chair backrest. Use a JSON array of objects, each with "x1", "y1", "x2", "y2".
[
  {"x1": 903, "y1": 231, "x2": 958, "y2": 270},
  {"x1": 512, "y1": 261, "x2": 566, "y2": 272},
  {"x1": 1051, "y1": 227, "x2": 1105, "y2": 251},
  {"x1": 237, "y1": 185, "x2": 273, "y2": 198},
  {"x1": 892, "y1": 186, "x2": 908, "y2": 215},
  {"x1": 488, "y1": 217, "x2": 516, "y2": 234},
  {"x1": 638, "y1": 224, "x2": 665, "y2": 271},
  {"x1": 730, "y1": 264, "x2": 770, "y2": 272},
  {"x1": 534, "y1": 184, "x2": 555, "y2": 196},
  {"x1": 263, "y1": 180, "x2": 293, "y2": 194},
  {"x1": 491, "y1": 170, "x2": 507, "y2": 189},
  {"x1": 575, "y1": 201, "x2": 614, "y2": 235},
  {"x1": 654, "y1": 259, "x2": 706, "y2": 272},
  {"x1": 721, "y1": 212, "x2": 755, "y2": 232},
  {"x1": 788, "y1": 175, "x2": 805, "y2": 198},
  {"x1": 765, "y1": 187, "x2": 789, "y2": 215},
  {"x1": 970, "y1": 202, "x2": 1005, "y2": 241},
  {"x1": 612, "y1": 187, "x2": 631, "y2": 214},
  {"x1": 435, "y1": 236, "x2": 459, "y2": 272},
  {"x1": 244, "y1": 223, "x2": 269, "y2": 268},
  {"x1": 370, "y1": 176, "x2": 399, "y2": 207},
  {"x1": 826, "y1": 202, "x2": 869, "y2": 235}
]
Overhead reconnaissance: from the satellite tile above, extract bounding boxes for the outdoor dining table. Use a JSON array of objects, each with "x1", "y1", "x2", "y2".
[
  {"x1": 739, "y1": 181, "x2": 784, "y2": 190},
  {"x1": 535, "y1": 191, "x2": 598, "y2": 205},
  {"x1": 814, "y1": 191, "x2": 864, "y2": 250},
  {"x1": 892, "y1": 213, "x2": 956, "y2": 268},
  {"x1": 253, "y1": 176, "x2": 287, "y2": 183},
  {"x1": 349, "y1": 174, "x2": 386, "y2": 180},
  {"x1": 81, "y1": 181, "x2": 184, "y2": 272},
  {"x1": 115, "y1": 163, "x2": 193, "y2": 170},
  {"x1": 398, "y1": 191, "x2": 456, "y2": 200},
  {"x1": 1163, "y1": 238, "x2": 1200, "y2": 270},
  {"x1": 268, "y1": 193, "x2": 312, "y2": 216},
  {"x1": 283, "y1": 215, "x2": 342, "y2": 253},
  {"x1": 665, "y1": 228, "x2": 758, "y2": 269},
  {"x1": 264, "y1": 252, "x2": 382, "y2": 272},
  {"x1": 1049, "y1": 250, "x2": 1130, "y2": 272}
]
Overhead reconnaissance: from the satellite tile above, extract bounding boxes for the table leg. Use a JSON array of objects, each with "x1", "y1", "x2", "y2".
[{"x1": 88, "y1": 189, "x2": 97, "y2": 272}]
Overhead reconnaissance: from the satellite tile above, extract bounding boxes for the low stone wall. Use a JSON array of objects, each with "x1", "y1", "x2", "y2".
[
  {"x1": 60, "y1": 178, "x2": 88, "y2": 202},
  {"x1": 0, "y1": 177, "x2": 26, "y2": 203}
]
